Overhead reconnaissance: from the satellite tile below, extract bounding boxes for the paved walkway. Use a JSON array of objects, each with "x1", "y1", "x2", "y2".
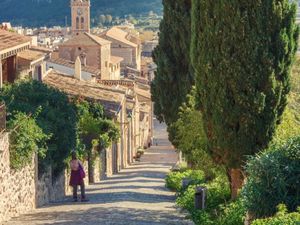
[{"x1": 4, "y1": 119, "x2": 193, "y2": 225}]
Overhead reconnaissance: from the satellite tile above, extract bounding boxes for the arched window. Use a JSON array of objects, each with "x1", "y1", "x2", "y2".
[
  {"x1": 76, "y1": 17, "x2": 79, "y2": 29},
  {"x1": 81, "y1": 17, "x2": 85, "y2": 30}
]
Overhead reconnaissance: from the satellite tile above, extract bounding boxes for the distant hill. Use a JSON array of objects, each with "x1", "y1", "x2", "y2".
[{"x1": 0, "y1": 0, "x2": 163, "y2": 27}]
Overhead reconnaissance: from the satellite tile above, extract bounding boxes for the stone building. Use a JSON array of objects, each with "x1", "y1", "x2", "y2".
[
  {"x1": 0, "y1": 29, "x2": 31, "y2": 88},
  {"x1": 58, "y1": 32, "x2": 119, "y2": 80},
  {"x1": 56, "y1": 0, "x2": 123, "y2": 80},
  {"x1": 71, "y1": 0, "x2": 90, "y2": 34},
  {"x1": 100, "y1": 27, "x2": 142, "y2": 72},
  {"x1": 17, "y1": 49, "x2": 47, "y2": 81}
]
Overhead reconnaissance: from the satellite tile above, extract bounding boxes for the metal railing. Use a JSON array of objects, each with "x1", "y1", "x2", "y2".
[{"x1": 0, "y1": 102, "x2": 6, "y2": 134}]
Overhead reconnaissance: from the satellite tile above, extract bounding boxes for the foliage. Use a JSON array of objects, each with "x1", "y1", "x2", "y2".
[
  {"x1": 191, "y1": 0, "x2": 299, "y2": 198},
  {"x1": 242, "y1": 136, "x2": 300, "y2": 218},
  {"x1": 151, "y1": 0, "x2": 194, "y2": 125},
  {"x1": 0, "y1": 80, "x2": 77, "y2": 177},
  {"x1": 252, "y1": 205, "x2": 300, "y2": 225},
  {"x1": 217, "y1": 198, "x2": 246, "y2": 225},
  {"x1": 273, "y1": 108, "x2": 300, "y2": 144},
  {"x1": 176, "y1": 173, "x2": 231, "y2": 225},
  {"x1": 165, "y1": 169, "x2": 205, "y2": 192},
  {"x1": 167, "y1": 168, "x2": 247, "y2": 225},
  {"x1": 8, "y1": 112, "x2": 50, "y2": 169},
  {"x1": 273, "y1": 56, "x2": 300, "y2": 143},
  {"x1": 169, "y1": 87, "x2": 218, "y2": 177},
  {"x1": 76, "y1": 100, "x2": 120, "y2": 153}
]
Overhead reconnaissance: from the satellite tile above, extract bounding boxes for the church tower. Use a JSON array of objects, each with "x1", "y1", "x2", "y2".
[{"x1": 71, "y1": 0, "x2": 90, "y2": 34}]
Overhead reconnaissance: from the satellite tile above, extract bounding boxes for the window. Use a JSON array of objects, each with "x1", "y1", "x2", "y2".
[
  {"x1": 78, "y1": 47, "x2": 82, "y2": 51},
  {"x1": 105, "y1": 61, "x2": 108, "y2": 67},
  {"x1": 81, "y1": 17, "x2": 84, "y2": 29},
  {"x1": 76, "y1": 17, "x2": 79, "y2": 29}
]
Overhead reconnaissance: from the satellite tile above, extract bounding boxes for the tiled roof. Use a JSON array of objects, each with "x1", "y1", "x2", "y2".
[
  {"x1": 30, "y1": 46, "x2": 53, "y2": 54},
  {"x1": 18, "y1": 49, "x2": 45, "y2": 62},
  {"x1": 48, "y1": 57, "x2": 101, "y2": 75},
  {"x1": 61, "y1": 32, "x2": 110, "y2": 47},
  {"x1": 43, "y1": 70, "x2": 125, "y2": 115},
  {"x1": 110, "y1": 56, "x2": 124, "y2": 64},
  {"x1": 0, "y1": 29, "x2": 31, "y2": 51},
  {"x1": 100, "y1": 27, "x2": 137, "y2": 47}
]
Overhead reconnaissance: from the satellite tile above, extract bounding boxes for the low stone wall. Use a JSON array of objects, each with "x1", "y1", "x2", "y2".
[
  {"x1": 0, "y1": 133, "x2": 116, "y2": 223},
  {"x1": 0, "y1": 133, "x2": 36, "y2": 222},
  {"x1": 36, "y1": 167, "x2": 68, "y2": 207}
]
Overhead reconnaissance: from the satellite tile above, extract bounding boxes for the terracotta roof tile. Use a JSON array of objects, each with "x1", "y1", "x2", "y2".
[
  {"x1": 18, "y1": 49, "x2": 45, "y2": 62},
  {"x1": 61, "y1": 32, "x2": 110, "y2": 47},
  {"x1": 100, "y1": 27, "x2": 137, "y2": 47},
  {"x1": 48, "y1": 57, "x2": 101, "y2": 75},
  {"x1": 0, "y1": 29, "x2": 31, "y2": 51},
  {"x1": 110, "y1": 56, "x2": 124, "y2": 64},
  {"x1": 43, "y1": 70, "x2": 125, "y2": 115}
]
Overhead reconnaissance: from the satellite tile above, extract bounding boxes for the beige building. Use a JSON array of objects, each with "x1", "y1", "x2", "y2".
[
  {"x1": 17, "y1": 49, "x2": 47, "y2": 81},
  {"x1": 57, "y1": 0, "x2": 123, "y2": 80},
  {"x1": 71, "y1": 0, "x2": 90, "y2": 34},
  {"x1": 58, "y1": 32, "x2": 115, "y2": 80},
  {"x1": 100, "y1": 27, "x2": 142, "y2": 72},
  {"x1": 0, "y1": 29, "x2": 32, "y2": 88}
]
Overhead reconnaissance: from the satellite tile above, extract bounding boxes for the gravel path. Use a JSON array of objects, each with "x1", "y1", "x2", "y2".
[{"x1": 4, "y1": 119, "x2": 193, "y2": 225}]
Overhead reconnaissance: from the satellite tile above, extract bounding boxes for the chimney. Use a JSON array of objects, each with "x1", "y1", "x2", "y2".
[{"x1": 75, "y1": 56, "x2": 82, "y2": 80}]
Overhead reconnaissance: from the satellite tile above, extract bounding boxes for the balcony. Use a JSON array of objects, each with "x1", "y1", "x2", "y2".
[{"x1": 0, "y1": 102, "x2": 6, "y2": 134}]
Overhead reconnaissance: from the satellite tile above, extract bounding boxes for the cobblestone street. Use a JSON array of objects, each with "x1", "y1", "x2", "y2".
[{"x1": 3, "y1": 119, "x2": 193, "y2": 225}]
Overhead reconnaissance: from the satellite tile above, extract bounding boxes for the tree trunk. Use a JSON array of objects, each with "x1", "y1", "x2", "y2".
[{"x1": 228, "y1": 168, "x2": 245, "y2": 199}]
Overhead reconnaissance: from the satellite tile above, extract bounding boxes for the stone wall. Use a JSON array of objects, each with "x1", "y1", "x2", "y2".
[
  {"x1": 0, "y1": 131, "x2": 112, "y2": 223},
  {"x1": 0, "y1": 133, "x2": 36, "y2": 222},
  {"x1": 36, "y1": 167, "x2": 68, "y2": 207}
]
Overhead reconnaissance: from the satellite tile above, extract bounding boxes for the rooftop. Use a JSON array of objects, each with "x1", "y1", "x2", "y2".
[
  {"x1": 18, "y1": 49, "x2": 45, "y2": 62},
  {"x1": 61, "y1": 32, "x2": 111, "y2": 47},
  {"x1": 0, "y1": 29, "x2": 31, "y2": 52},
  {"x1": 110, "y1": 56, "x2": 124, "y2": 64},
  {"x1": 43, "y1": 70, "x2": 125, "y2": 115},
  {"x1": 48, "y1": 57, "x2": 101, "y2": 76},
  {"x1": 100, "y1": 27, "x2": 137, "y2": 48}
]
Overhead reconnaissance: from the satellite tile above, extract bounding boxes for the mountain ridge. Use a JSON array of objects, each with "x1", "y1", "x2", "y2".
[{"x1": 0, "y1": 0, "x2": 162, "y2": 27}]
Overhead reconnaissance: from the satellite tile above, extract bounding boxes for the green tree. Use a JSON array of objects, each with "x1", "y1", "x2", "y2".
[
  {"x1": 191, "y1": 0, "x2": 299, "y2": 198},
  {"x1": 151, "y1": 0, "x2": 193, "y2": 125},
  {"x1": 170, "y1": 87, "x2": 216, "y2": 176},
  {"x1": 0, "y1": 80, "x2": 77, "y2": 177},
  {"x1": 76, "y1": 100, "x2": 119, "y2": 183}
]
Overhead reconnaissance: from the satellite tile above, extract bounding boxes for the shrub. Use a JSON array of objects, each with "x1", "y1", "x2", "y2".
[
  {"x1": 8, "y1": 112, "x2": 50, "y2": 169},
  {"x1": 242, "y1": 137, "x2": 300, "y2": 218},
  {"x1": 218, "y1": 198, "x2": 246, "y2": 225},
  {"x1": 176, "y1": 174, "x2": 230, "y2": 224},
  {"x1": 165, "y1": 170, "x2": 205, "y2": 192},
  {"x1": 252, "y1": 205, "x2": 300, "y2": 225}
]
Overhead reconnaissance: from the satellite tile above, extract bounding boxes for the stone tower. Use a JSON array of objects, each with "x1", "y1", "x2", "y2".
[{"x1": 71, "y1": 0, "x2": 90, "y2": 34}]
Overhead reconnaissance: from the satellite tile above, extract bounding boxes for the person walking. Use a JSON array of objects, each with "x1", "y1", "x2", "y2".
[{"x1": 69, "y1": 151, "x2": 88, "y2": 202}]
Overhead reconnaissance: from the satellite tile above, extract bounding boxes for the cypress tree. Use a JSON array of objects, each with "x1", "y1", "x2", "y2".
[
  {"x1": 151, "y1": 0, "x2": 193, "y2": 125},
  {"x1": 191, "y1": 0, "x2": 299, "y2": 198}
]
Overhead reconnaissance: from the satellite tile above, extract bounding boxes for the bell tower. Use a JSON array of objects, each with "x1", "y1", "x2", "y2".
[{"x1": 71, "y1": 0, "x2": 90, "y2": 34}]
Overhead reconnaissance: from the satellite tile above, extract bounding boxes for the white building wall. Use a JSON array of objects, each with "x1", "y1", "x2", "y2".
[{"x1": 46, "y1": 61, "x2": 93, "y2": 81}]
